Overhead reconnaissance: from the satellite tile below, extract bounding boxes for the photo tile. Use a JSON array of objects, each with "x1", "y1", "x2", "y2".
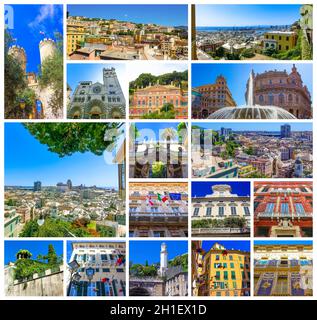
[
  {"x1": 129, "y1": 62, "x2": 188, "y2": 120},
  {"x1": 4, "y1": 240, "x2": 64, "y2": 296},
  {"x1": 4, "y1": 122, "x2": 126, "y2": 238},
  {"x1": 191, "y1": 122, "x2": 313, "y2": 179},
  {"x1": 191, "y1": 181, "x2": 251, "y2": 238},
  {"x1": 129, "y1": 122, "x2": 188, "y2": 179},
  {"x1": 129, "y1": 181, "x2": 188, "y2": 238},
  {"x1": 192, "y1": 4, "x2": 313, "y2": 61},
  {"x1": 192, "y1": 240, "x2": 251, "y2": 297},
  {"x1": 4, "y1": 4, "x2": 64, "y2": 119},
  {"x1": 254, "y1": 182, "x2": 313, "y2": 238},
  {"x1": 129, "y1": 240, "x2": 188, "y2": 296},
  {"x1": 191, "y1": 63, "x2": 312, "y2": 120},
  {"x1": 67, "y1": 63, "x2": 127, "y2": 120},
  {"x1": 66, "y1": 4, "x2": 188, "y2": 61},
  {"x1": 66, "y1": 240, "x2": 126, "y2": 297},
  {"x1": 253, "y1": 240, "x2": 313, "y2": 296}
]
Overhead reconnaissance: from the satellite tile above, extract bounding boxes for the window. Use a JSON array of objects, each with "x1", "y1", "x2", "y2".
[
  {"x1": 218, "y1": 207, "x2": 224, "y2": 216},
  {"x1": 244, "y1": 207, "x2": 250, "y2": 216},
  {"x1": 281, "y1": 203, "x2": 289, "y2": 216},
  {"x1": 206, "y1": 207, "x2": 212, "y2": 216},
  {"x1": 230, "y1": 263, "x2": 234, "y2": 269},
  {"x1": 229, "y1": 255, "x2": 233, "y2": 261},
  {"x1": 193, "y1": 208, "x2": 200, "y2": 216},
  {"x1": 153, "y1": 231, "x2": 165, "y2": 237},
  {"x1": 215, "y1": 255, "x2": 220, "y2": 261},
  {"x1": 224, "y1": 271, "x2": 228, "y2": 280},
  {"x1": 295, "y1": 203, "x2": 305, "y2": 216},
  {"x1": 215, "y1": 271, "x2": 221, "y2": 280},
  {"x1": 265, "y1": 203, "x2": 275, "y2": 215},
  {"x1": 231, "y1": 207, "x2": 237, "y2": 216},
  {"x1": 231, "y1": 271, "x2": 236, "y2": 280}
]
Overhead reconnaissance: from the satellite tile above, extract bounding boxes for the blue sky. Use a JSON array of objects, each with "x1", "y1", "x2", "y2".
[
  {"x1": 129, "y1": 241, "x2": 188, "y2": 265},
  {"x1": 202, "y1": 241, "x2": 250, "y2": 252},
  {"x1": 5, "y1": 4, "x2": 63, "y2": 72},
  {"x1": 5, "y1": 123, "x2": 123, "y2": 188},
  {"x1": 133, "y1": 122, "x2": 185, "y2": 142},
  {"x1": 197, "y1": 4, "x2": 301, "y2": 27},
  {"x1": 255, "y1": 241, "x2": 313, "y2": 246},
  {"x1": 68, "y1": 5, "x2": 188, "y2": 26},
  {"x1": 192, "y1": 122, "x2": 312, "y2": 132},
  {"x1": 67, "y1": 241, "x2": 125, "y2": 262},
  {"x1": 5, "y1": 240, "x2": 63, "y2": 265},
  {"x1": 67, "y1": 63, "x2": 128, "y2": 100},
  {"x1": 192, "y1": 63, "x2": 313, "y2": 106},
  {"x1": 192, "y1": 182, "x2": 250, "y2": 198}
]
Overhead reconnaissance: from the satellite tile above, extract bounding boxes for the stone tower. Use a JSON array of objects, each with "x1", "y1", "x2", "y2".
[
  {"x1": 294, "y1": 156, "x2": 304, "y2": 178},
  {"x1": 8, "y1": 45, "x2": 27, "y2": 73},
  {"x1": 39, "y1": 38, "x2": 56, "y2": 65},
  {"x1": 159, "y1": 243, "x2": 168, "y2": 277}
]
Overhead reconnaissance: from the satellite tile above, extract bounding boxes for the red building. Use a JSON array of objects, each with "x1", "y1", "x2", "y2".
[
  {"x1": 254, "y1": 182, "x2": 312, "y2": 237},
  {"x1": 129, "y1": 83, "x2": 188, "y2": 119}
]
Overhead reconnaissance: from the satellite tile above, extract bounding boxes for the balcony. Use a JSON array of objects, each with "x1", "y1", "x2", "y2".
[{"x1": 129, "y1": 211, "x2": 188, "y2": 222}]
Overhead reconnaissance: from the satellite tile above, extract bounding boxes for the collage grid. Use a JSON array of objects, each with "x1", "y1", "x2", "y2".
[{"x1": 1, "y1": 0, "x2": 316, "y2": 300}]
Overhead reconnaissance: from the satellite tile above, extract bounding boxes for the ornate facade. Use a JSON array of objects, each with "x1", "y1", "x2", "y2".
[
  {"x1": 246, "y1": 65, "x2": 312, "y2": 119},
  {"x1": 130, "y1": 82, "x2": 188, "y2": 119},
  {"x1": 192, "y1": 75, "x2": 236, "y2": 119},
  {"x1": 67, "y1": 241, "x2": 126, "y2": 296},
  {"x1": 68, "y1": 67, "x2": 126, "y2": 119},
  {"x1": 254, "y1": 182, "x2": 313, "y2": 237},
  {"x1": 254, "y1": 243, "x2": 313, "y2": 296},
  {"x1": 192, "y1": 184, "x2": 250, "y2": 237},
  {"x1": 129, "y1": 182, "x2": 188, "y2": 237},
  {"x1": 193, "y1": 242, "x2": 251, "y2": 297}
]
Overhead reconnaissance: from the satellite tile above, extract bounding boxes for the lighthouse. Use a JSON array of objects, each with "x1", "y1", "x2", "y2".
[{"x1": 159, "y1": 243, "x2": 168, "y2": 277}]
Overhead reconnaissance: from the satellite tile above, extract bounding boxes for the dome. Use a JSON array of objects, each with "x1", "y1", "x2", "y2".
[{"x1": 208, "y1": 105, "x2": 297, "y2": 119}]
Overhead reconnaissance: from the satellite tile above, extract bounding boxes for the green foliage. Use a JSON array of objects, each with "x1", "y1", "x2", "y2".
[
  {"x1": 130, "y1": 263, "x2": 158, "y2": 277},
  {"x1": 240, "y1": 48, "x2": 255, "y2": 58},
  {"x1": 192, "y1": 217, "x2": 247, "y2": 229},
  {"x1": 38, "y1": 32, "x2": 63, "y2": 116},
  {"x1": 130, "y1": 70, "x2": 188, "y2": 90},
  {"x1": 96, "y1": 225, "x2": 116, "y2": 237},
  {"x1": 23, "y1": 123, "x2": 123, "y2": 157},
  {"x1": 152, "y1": 161, "x2": 165, "y2": 178},
  {"x1": 4, "y1": 30, "x2": 35, "y2": 119},
  {"x1": 141, "y1": 103, "x2": 176, "y2": 119},
  {"x1": 168, "y1": 254, "x2": 188, "y2": 272},
  {"x1": 263, "y1": 47, "x2": 278, "y2": 57},
  {"x1": 16, "y1": 249, "x2": 32, "y2": 259},
  {"x1": 244, "y1": 146, "x2": 254, "y2": 155},
  {"x1": 5, "y1": 199, "x2": 17, "y2": 206}
]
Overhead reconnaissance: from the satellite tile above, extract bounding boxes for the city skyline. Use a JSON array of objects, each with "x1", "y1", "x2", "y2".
[
  {"x1": 129, "y1": 240, "x2": 188, "y2": 265},
  {"x1": 192, "y1": 182, "x2": 250, "y2": 198},
  {"x1": 196, "y1": 4, "x2": 301, "y2": 27},
  {"x1": 192, "y1": 63, "x2": 312, "y2": 106},
  {"x1": 5, "y1": 4, "x2": 63, "y2": 72},
  {"x1": 5, "y1": 123, "x2": 123, "y2": 188},
  {"x1": 192, "y1": 122, "x2": 312, "y2": 132},
  {"x1": 67, "y1": 4, "x2": 188, "y2": 26}
]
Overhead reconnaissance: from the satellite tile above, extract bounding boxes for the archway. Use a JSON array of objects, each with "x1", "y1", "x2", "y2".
[
  {"x1": 84, "y1": 99, "x2": 106, "y2": 119},
  {"x1": 68, "y1": 106, "x2": 82, "y2": 119},
  {"x1": 129, "y1": 287, "x2": 151, "y2": 296},
  {"x1": 108, "y1": 106, "x2": 124, "y2": 119}
]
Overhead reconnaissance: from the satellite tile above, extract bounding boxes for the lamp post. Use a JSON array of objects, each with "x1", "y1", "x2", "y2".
[
  {"x1": 68, "y1": 260, "x2": 82, "y2": 296},
  {"x1": 86, "y1": 267, "x2": 95, "y2": 283}
]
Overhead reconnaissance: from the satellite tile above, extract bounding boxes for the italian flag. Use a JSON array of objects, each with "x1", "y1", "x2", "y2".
[{"x1": 157, "y1": 193, "x2": 168, "y2": 202}]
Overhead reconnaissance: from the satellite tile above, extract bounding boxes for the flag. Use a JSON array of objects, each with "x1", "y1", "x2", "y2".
[
  {"x1": 222, "y1": 250, "x2": 228, "y2": 256},
  {"x1": 146, "y1": 195, "x2": 154, "y2": 206},
  {"x1": 157, "y1": 193, "x2": 162, "y2": 201},
  {"x1": 101, "y1": 278, "x2": 109, "y2": 283},
  {"x1": 169, "y1": 193, "x2": 181, "y2": 201}
]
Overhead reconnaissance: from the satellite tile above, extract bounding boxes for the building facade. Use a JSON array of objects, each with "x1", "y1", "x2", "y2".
[
  {"x1": 67, "y1": 241, "x2": 126, "y2": 296},
  {"x1": 254, "y1": 243, "x2": 313, "y2": 296},
  {"x1": 246, "y1": 65, "x2": 312, "y2": 119},
  {"x1": 129, "y1": 182, "x2": 188, "y2": 237},
  {"x1": 192, "y1": 184, "x2": 250, "y2": 237},
  {"x1": 194, "y1": 242, "x2": 251, "y2": 297},
  {"x1": 263, "y1": 31, "x2": 297, "y2": 52},
  {"x1": 192, "y1": 75, "x2": 236, "y2": 119},
  {"x1": 68, "y1": 67, "x2": 126, "y2": 119},
  {"x1": 254, "y1": 182, "x2": 313, "y2": 237},
  {"x1": 130, "y1": 82, "x2": 188, "y2": 119}
]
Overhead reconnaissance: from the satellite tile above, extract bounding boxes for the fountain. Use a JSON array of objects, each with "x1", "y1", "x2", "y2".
[{"x1": 208, "y1": 71, "x2": 296, "y2": 119}]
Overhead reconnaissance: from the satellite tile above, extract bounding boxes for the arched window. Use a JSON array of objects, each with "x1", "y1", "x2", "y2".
[
  {"x1": 259, "y1": 95, "x2": 264, "y2": 103},
  {"x1": 288, "y1": 94, "x2": 293, "y2": 102},
  {"x1": 278, "y1": 93, "x2": 284, "y2": 104},
  {"x1": 268, "y1": 93, "x2": 274, "y2": 105}
]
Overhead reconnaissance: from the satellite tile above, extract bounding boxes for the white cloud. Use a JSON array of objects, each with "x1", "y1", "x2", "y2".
[{"x1": 28, "y1": 5, "x2": 56, "y2": 30}]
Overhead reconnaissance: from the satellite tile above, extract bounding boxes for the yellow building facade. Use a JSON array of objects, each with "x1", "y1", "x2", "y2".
[
  {"x1": 264, "y1": 31, "x2": 297, "y2": 52},
  {"x1": 195, "y1": 242, "x2": 250, "y2": 296},
  {"x1": 67, "y1": 25, "x2": 86, "y2": 56}
]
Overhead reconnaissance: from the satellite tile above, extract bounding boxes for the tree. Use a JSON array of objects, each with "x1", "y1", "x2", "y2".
[
  {"x1": 215, "y1": 46, "x2": 225, "y2": 58},
  {"x1": 160, "y1": 103, "x2": 174, "y2": 113},
  {"x1": 23, "y1": 123, "x2": 124, "y2": 157},
  {"x1": 38, "y1": 32, "x2": 63, "y2": 117},
  {"x1": 47, "y1": 244, "x2": 58, "y2": 265}
]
